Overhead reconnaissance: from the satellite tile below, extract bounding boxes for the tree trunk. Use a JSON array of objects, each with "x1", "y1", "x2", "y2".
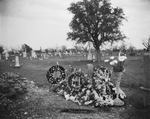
[{"x1": 96, "y1": 48, "x2": 101, "y2": 63}]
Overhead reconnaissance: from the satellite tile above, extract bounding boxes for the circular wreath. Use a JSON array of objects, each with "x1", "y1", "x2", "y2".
[
  {"x1": 46, "y1": 65, "x2": 66, "y2": 84},
  {"x1": 68, "y1": 72, "x2": 87, "y2": 91}
]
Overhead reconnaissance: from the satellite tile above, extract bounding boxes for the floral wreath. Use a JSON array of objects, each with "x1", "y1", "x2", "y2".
[
  {"x1": 93, "y1": 66, "x2": 111, "y2": 83},
  {"x1": 68, "y1": 72, "x2": 87, "y2": 91},
  {"x1": 46, "y1": 65, "x2": 66, "y2": 84}
]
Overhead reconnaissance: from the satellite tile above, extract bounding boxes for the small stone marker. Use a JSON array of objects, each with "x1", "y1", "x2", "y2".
[
  {"x1": 87, "y1": 63, "x2": 94, "y2": 72},
  {"x1": 87, "y1": 50, "x2": 93, "y2": 61},
  {"x1": 23, "y1": 51, "x2": 27, "y2": 58},
  {"x1": 31, "y1": 50, "x2": 37, "y2": 58},
  {"x1": 15, "y1": 56, "x2": 20, "y2": 68},
  {"x1": 5, "y1": 52, "x2": 9, "y2": 60},
  {"x1": 92, "y1": 54, "x2": 96, "y2": 62}
]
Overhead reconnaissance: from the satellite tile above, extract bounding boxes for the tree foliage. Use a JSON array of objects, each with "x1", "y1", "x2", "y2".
[
  {"x1": 21, "y1": 44, "x2": 32, "y2": 53},
  {"x1": 142, "y1": 36, "x2": 150, "y2": 52},
  {"x1": 0, "y1": 46, "x2": 4, "y2": 54},
  {"x1": 67, "y1": 0, "x2": 126, "y2": 62}
]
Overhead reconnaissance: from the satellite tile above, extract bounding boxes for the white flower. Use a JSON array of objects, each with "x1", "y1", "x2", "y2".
[
  {"x1": 104, "y1": 59, "x2": 109, "y2": 62},
  {"x1": 110, "y1": 60, "x2": 118, "y2": 65},
  {"x1": 64, "y1": 92, "x2": 70, "y2": 100},
  {"x1": 110, "y1": 56, "x2": 115, "y2": 60},
  {"x1": 118, "y1": 56, "x2": 127, "y2": 61}
]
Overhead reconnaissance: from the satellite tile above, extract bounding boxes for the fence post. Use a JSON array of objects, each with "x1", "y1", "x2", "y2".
[
  {"x1": 143, "y1": 53, "x2": 150, "y2": 107},
  {"x1": 143, "y1": 53, "x2": 150, "y2": 89}
]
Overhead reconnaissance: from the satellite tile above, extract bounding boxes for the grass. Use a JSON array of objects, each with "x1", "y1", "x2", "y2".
[{"x1": 0, "y1": 54, "x2": 150, "y2": 119}]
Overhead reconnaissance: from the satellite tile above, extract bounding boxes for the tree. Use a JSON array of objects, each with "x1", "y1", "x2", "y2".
[
  {"x1": 142, "y1": 36, "x2": 150, "y2": 52},
  {"x1": 21, "y1": 44, "x2": 32, "y2": 53},
  {"x1": 128, "y1": 44, "x2": 135, "y2": 52},
  {"x1": 45, "y1": 49, "x2": 49, "y2": 54},
  {"x1": 61, "y1": 45, "x2": 67, "y2": 52},
  {"x1": 67, "y1": 0, "x2": 126, "y2": 62},
  {"x1": 119, "y1": 42, "x2": 127, "y2": 51},
  {"x1": 0, "y1": 46, "x2": 4, "y2": 54}
]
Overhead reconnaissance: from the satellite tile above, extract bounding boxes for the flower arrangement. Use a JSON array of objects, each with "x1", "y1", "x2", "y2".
[
  {"x1": 46, "y1": 64, "x2": 66, "y2": 84},
  {"x1": 105, "y1": 50, "x2": 127, "y2": 72},
  {"x1": 46, "y1": 62, "x2": 126, "y2": 107}
]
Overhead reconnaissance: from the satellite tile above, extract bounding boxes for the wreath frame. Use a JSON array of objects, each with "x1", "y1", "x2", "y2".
[
  {"x1": 68, "y1": 72, "x2": 87, "y2": 91},
  {"x1": 46, "y1": 65, "x2": 66, "y2": 84}
]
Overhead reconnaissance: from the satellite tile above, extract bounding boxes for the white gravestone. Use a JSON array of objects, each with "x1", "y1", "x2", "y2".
[
  {"x1": 31, "y1": 51, "x2": 37, "y2": 58},
  {"x1": 23, "y1": 51, "x2": 27, "y2": 58},
  {"x1": 15, "y1": 56, "x2": 20, "y2": 67},
  {"x1": 5, "y1": 52, "x2": 9, "y2": 60},
  {"x1": 92, "y1": 54, "x2": 96, "y2": 62},
  {"x1": 87, "y1": 51, "x2": 93, "y2": 61}
]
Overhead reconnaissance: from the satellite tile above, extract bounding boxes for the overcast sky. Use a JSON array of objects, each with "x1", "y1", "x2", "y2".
[{"x1": 0, "y1": 0, "x2": 150, "y2": 50}]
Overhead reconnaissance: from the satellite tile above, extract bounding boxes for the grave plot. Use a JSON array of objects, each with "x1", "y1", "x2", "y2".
[{"x1": 46, "y1": 63, "x2": 126, "y2": 107}]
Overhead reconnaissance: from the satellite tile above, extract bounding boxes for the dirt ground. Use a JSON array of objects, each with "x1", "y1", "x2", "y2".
[{"x1": 0, "y1": 55, "x2": 150, "y2": 119}]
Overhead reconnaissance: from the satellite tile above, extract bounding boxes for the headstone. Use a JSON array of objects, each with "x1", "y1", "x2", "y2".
[
  {"x1": 69, "y1": 51, "x2": 73, "y2": 56},
  {"x1": 15, "y1": 56, "x2": 20, "y2": 67},
  {"x1": 23, "y1": 51, "x2": 27, "y2": 58},
  {"x1": 39, "y1": 53, "x2": 43, "y2": 60},
  {"x1": 92, "y1": 54, "x2": 96, "y2": 62},
  {"x1": 87, "y1": 51, "x2": 93, "y2": 61},
  {"x1": 59, "y1": 52, "x2": 62, "y2": 58},
  {"x1": 87, "y1": 64, "x2": 94, "y2": 72},
  {"x1": 31, "y1": 50, "x2": 37, "y2": 58},
  {"x1": 5, "y1": 52, "x2": 9, "y2": 60}
]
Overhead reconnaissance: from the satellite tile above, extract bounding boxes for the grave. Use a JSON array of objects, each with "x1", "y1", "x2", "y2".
[
  {"x1": 14, "y1": 55, "x2": 20, "y2": 68},
  {"x1": 5, "y1": 52, "x2": 9, "y2": 60},
  {"x1": 23, "y1": 51, "x2": 27, "y2": 58},
  {"x1": 31, "y1": 50, "x2": 37, "y2": 58},
  {"x1": 92, "y1": 54, "x2": 96, "y2": 62},
  {"x1": 87, "y1": 50, "x2": 93, "y2": 61},
  {"x1": 46, "y1": 63, "x2": 126, "y2": 107}
]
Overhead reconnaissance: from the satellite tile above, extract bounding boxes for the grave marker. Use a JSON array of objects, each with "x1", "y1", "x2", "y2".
[
  {"x1": 92, "y1": 54, "x2": 96, "y2": 62},
  {"x1": 5, "y1": 52, "x2": 9, "y2": 60},
  {"x1": 87, "y1": 50, "x2": 93, "y2": 61},
  {"x1": 23, "y1": 51, "x2": 27, "y2": 58},
  {"x1": 31, "y1": 50, "x2": 37, "y2": 58},
  {"x1": 15, "y1": 55, "x2": 20, "y2": 68}
]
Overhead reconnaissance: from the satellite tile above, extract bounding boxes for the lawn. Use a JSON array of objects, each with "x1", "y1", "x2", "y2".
[{"x1": 0, "y1": 54, "x2": 150, "y2": 119}]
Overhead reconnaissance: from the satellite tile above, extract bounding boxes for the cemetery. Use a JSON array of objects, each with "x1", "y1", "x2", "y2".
[
  {"x1": 0, "y1": 49, "x2": 150, "y2": 119},
  {"x1": 0, "y1": 0, "x2": 150, "y2": 118}
]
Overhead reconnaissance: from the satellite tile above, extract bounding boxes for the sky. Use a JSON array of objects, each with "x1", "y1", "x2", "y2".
[{"x1": 0, "y1": 0, "x2": 150, "y2": 50}]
